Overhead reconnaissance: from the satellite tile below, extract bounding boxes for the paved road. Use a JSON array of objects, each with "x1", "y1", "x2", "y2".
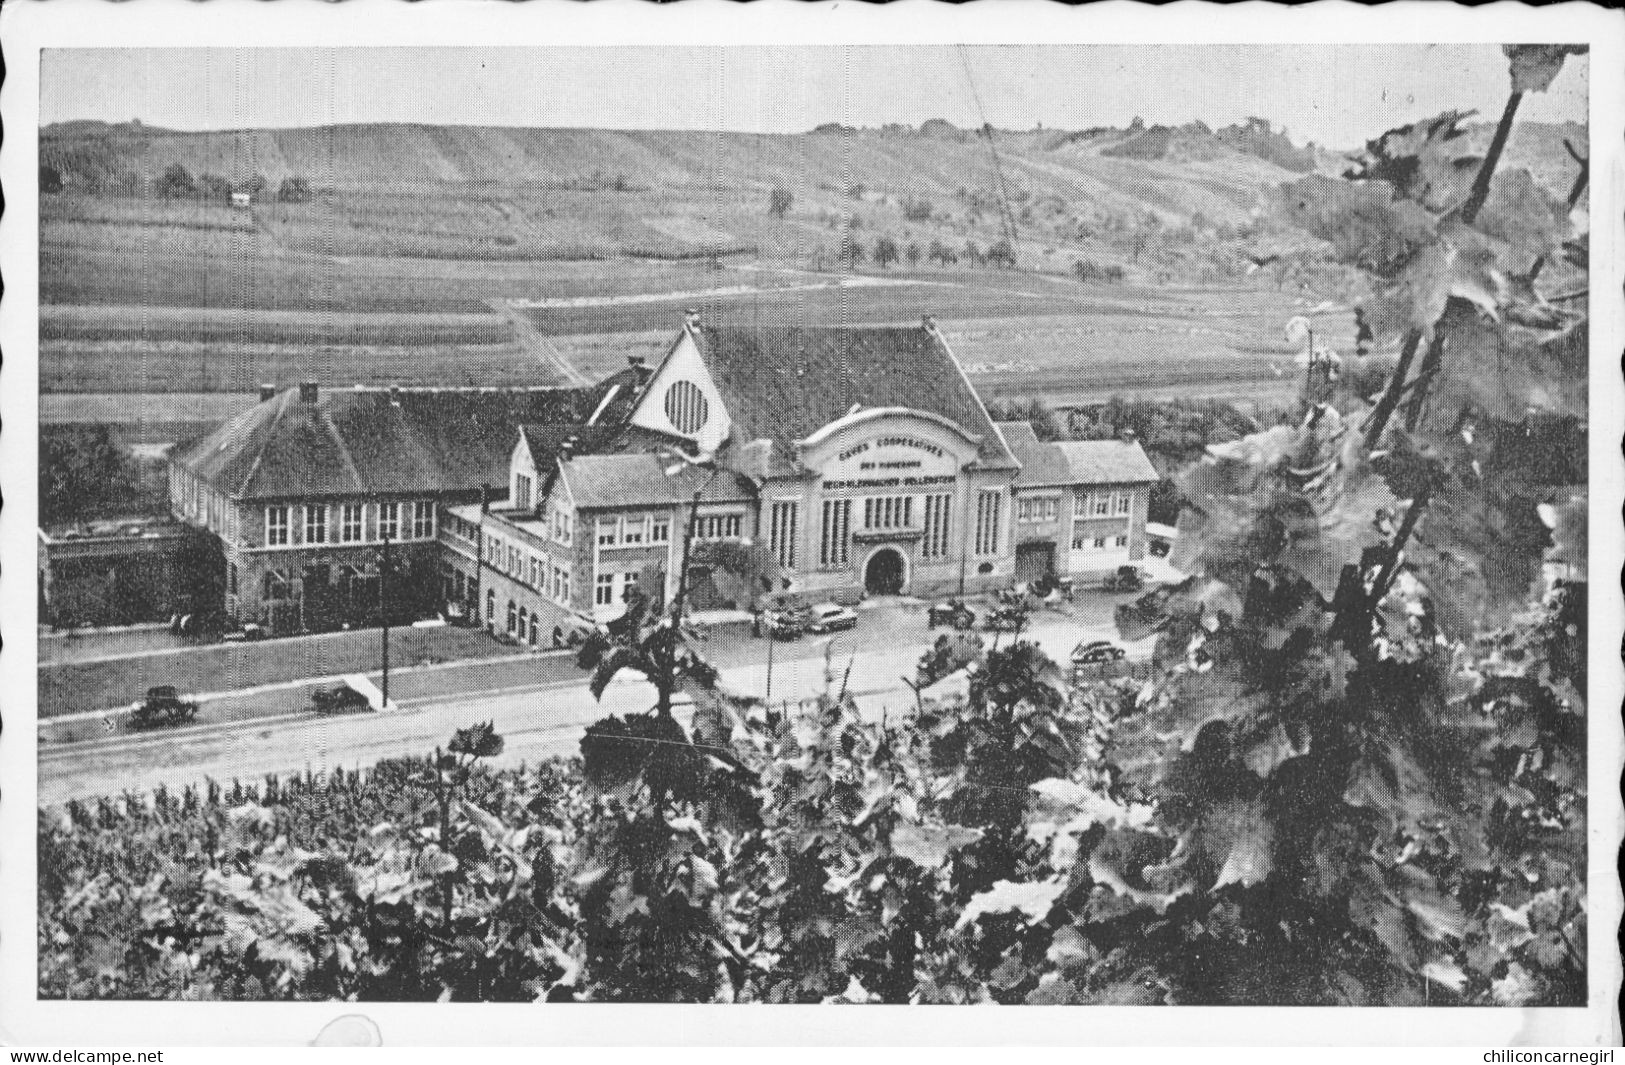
[{"x1": 37, "y1": 597, "x2": 1147, "y2": 806}]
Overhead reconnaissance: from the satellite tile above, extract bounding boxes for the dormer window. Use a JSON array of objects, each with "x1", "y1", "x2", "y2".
[{"x1": 664, "y1": 380, "x2": 710, "y2": 435}]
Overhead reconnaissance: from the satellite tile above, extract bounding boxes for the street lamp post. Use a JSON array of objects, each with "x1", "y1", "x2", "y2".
[{"x1": 379, "y1": 527, "x2": 392, "y2": 709}]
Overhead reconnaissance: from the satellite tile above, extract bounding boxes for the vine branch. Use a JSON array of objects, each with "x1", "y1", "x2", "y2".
[{"x1": 1461, "y1": 91, "x2": 1522, "y2": 225}]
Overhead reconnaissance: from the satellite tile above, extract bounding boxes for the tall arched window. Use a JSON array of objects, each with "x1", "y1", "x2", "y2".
[
  {"x1": 507, "y1": 600, "x2": 518, "y2": 635},
  {"x1": 485, "y1": 588, "x2": 496, "y2": 620}
]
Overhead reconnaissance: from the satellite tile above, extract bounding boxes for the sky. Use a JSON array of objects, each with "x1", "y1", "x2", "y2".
[{"x1": 40, "y1": 45, "x2": 1588, "y2": 150}]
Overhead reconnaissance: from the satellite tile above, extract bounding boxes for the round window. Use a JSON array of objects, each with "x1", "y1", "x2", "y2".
[{"x1": 664, "y1": 380, "x2": 710, "y2": 435}]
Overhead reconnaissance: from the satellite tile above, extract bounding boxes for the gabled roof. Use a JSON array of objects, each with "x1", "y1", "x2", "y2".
[
  {"x1": 517, "y1": 422, "x2": 617, "y2": 471},
  {"x1": 558, "y1": 453, "x2": 757, "y2": 510},
  {"x1": 1053, "y1": 439, "x2": 1160, "y2": 485},
  {"x1": 174, "y1": 384, "x2": 605, "y2": 500},
  {"x1": 680, "y1": 324, "x2": 1017, "y2": 473},
  {"x1": 996, "y1": 422, "x2": 1074, "y2": 487}
]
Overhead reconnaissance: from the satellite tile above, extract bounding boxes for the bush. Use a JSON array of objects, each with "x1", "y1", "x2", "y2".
[{"x1": 277, "y1": 176, "x2": 313, "y2": 204}]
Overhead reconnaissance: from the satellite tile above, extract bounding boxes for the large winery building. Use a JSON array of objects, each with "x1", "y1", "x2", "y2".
[{"x1": 170, "y1": 315, "x2": 1156, "y2": 636}]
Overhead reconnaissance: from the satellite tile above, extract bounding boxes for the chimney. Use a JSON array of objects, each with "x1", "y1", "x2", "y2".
[
  {"x1": 684, "y1": 308, "x2": 701, "y2": 331},
  {"x1": 627, "y1": 354, "x2": 645, "y2": 369},
  {"x1": 1121, "y1": 429, "x2": 1138, "y2": 444},
  {"x1": 921, "y1": 314, "x2": 937, "y2": 332},
  {"x1": 258, "y1": 383, "x2": 277, "y2": 402},
  {"x1": 298, "y1": 381, "x2": 320, "y2": 403},
  {"x1": 481, "y1": 482, "x2": 492, "y2": 515},
  {"x1": 559, "y1": 439, "x2": 575, "y2": 463},
  {"x1": 389, "y1": 385, "x2": 402, "y2": 407}
]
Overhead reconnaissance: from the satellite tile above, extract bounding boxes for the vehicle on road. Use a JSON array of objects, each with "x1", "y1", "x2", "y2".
[
  {"x1": 981, "y1": 605, "x2": 1030, "y2": 633},
  {"x1": 1102, "y1": 565, "x2": 1147, "y2": 593},
  {"x1": 805, "y1": 602, "x2": 859, "y2": 634},
  {"x1": 916, "y1": 632, "x2": 984, "y2": 688},
  {"x1": 758, "y1": 594, "x2": 813, "y2": 640},
  {"x1": 310, "y1": 684, "x2": 374, "y2": 715},
  {"x1": 1072, "y1": 639, "x2": 1127, "y2": 666},
  {"x1": 221, "y1": 622, "x2": 266, "y2": 643},
  {"x1": 129, "y1": 685, "x2": 199, "y2": 729},
  {"x1": 1028, "y1": 574, "x2": 1075, "y2": 601},
  {"x1": 927, "y1": 598, "x2": 977, "y2": 630}
]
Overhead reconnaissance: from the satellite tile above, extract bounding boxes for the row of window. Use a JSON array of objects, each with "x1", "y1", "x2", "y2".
[
  {"x1": 823, "y1": 491, "x2": 987, "y2": 567},
  {"x1": 484, "y1": 564, "x2": 572, "y2": 622},
  {"x1": 263, "y1": 501, "x2": 433, "y2": 547},
  {"x1": 1018, "y1": 490, "x2": 1135, "y2": 523},
  {"x1": 597, "y1": 513, "x2": 672, "y2": 549},
  {"x1": 1075, "y1": 491, "x2": 1135, "y2": 519},
  {"x1": 483, "y1": 532, "x2": 574, "y2": 606},
  {"x1": 175, "y1": 469, "x2": 239, "y2": 541},
  {"x1": 696, "y1": 512, "x2": 744, "y2": 541},
  {"x1": 443, "y1": 512, "x2": 480, "y2": 546},
  {"x1": 595, "y1": 570, "x2": 644, "y2": 607},
  {"x1": 1073, "y1": 531, "x2": 1131, "y2": 552},
  {"x1": 863, "y1": 495, "x2": 914, "y2": 531}
]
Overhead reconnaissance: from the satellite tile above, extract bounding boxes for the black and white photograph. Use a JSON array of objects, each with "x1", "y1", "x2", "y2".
[{"x1": 2, "y1": 0, "x2": 1621, "y2": 1046}]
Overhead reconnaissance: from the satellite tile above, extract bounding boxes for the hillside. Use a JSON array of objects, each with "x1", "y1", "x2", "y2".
[
  {"x1": 37, "y1": 116, "x2": 1582, "y2": 432},
  {"x1": 40, "y1": 120, "x2": 1298, "y2": 256}
]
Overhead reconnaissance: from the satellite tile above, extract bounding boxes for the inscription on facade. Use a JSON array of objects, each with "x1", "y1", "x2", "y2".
[{"x1": 822, "y1": 473, "x2": 958, "y2": 491}]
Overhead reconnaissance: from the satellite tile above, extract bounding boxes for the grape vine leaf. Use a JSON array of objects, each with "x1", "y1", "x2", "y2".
[
  {"x1": 1176, "y1": 415, "x2": 1397, "y2": 601},
  {"x1": 1391, "y1": 864, "x2": 1466, "y2": 941},
  {"x1": 1346, "y1": 110, "x2": 1482, "y2": 214},
  {"x1": 1540, "y1": 492, "x2": 1587, "y2": 580},
  {"x1": 1425, "y1": 309, "x2": 1586, "y2": 425},
  {"x1": 1473, "y1": 168, "x2": 1570, "y2": 273},
  {"x1": 956, "y1": 878, "x2": 1067, "y2": 929},
  {"x1": 1504, "y1": 45, "x2": 1585, "y2": 95},
  {"x1": 889, "y1": 822, "x2": 982, "y2": 870},
  {"x1": 1201, "y1": 797, "x2": 1275, "y2": 889}
]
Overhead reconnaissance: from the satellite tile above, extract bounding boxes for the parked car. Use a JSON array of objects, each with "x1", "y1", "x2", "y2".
[
  {"x1": 1072, "y1": 639, "x2": 1127, "y2": 665},
  {"x1": 805, "y1": 602, "x2": 859, "y2": 634},
  {"x1": 129, "y1": 685, "x2": 199, "y2": 729},
  {"x1": 1102, "y1": 565, "x2": 1147, "y2": 593},
  {"x1": 981, "y1": 604, "x2": 1030, "y2": 633},
  {"x1": 758, "y1": 595, "x2": 813, "y2": 640},
  {"x1": 221, "y1": 622, "x2": 266, "y2": 643},
  {"x1": 311, "y1": 683, "x2": 373, "y2": 715},
  {"x1": 444, "y1": 601, "x2": 476, "y2": 627},
  {"x1": 927, "y1": 598, "x2": 977, "y2": 630},
  {"x1": 767, "y1": 608, "x2": 812, "y2": 640}
]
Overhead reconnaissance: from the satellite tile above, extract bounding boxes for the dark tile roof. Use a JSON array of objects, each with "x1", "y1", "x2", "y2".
[
  {"x1": 1052, "y1": 439, "x2": 1160, "y2": 484},
  {"x1": 560, "y1": 453, "x2": 756, "y2": 510},
  {"x1": 174, "y1": 384, "x2": 605, "y2": 500},
  {"x1": 687, "y1": 324, "x2": 1017, "y2": 473},
  {"x1": 995, "y1": 422, "x2": 1074, "y2": 487}
]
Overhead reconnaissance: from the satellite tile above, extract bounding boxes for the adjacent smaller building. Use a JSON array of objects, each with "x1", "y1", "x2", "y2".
[{"x1": 999, "y1": 422, "x2": 1161, "y2": 584}]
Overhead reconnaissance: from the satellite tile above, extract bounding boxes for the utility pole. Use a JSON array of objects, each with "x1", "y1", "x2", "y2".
[
  {"x1": 379, "y1": 527, "x2": 392, "y2": 709},
  {"x1": 765, "y1": 618, "x2": 775, "y2": 701}
]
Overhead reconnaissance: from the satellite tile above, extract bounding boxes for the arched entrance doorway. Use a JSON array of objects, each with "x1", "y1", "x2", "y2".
[{"x1": 864, "y1": 546, "x2": 907, "y2": 596}]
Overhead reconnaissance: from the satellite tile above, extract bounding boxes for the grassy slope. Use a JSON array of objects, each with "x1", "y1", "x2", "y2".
[{"x1": 37, "y1": 119, "x2": 1579, "y2": 410}]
